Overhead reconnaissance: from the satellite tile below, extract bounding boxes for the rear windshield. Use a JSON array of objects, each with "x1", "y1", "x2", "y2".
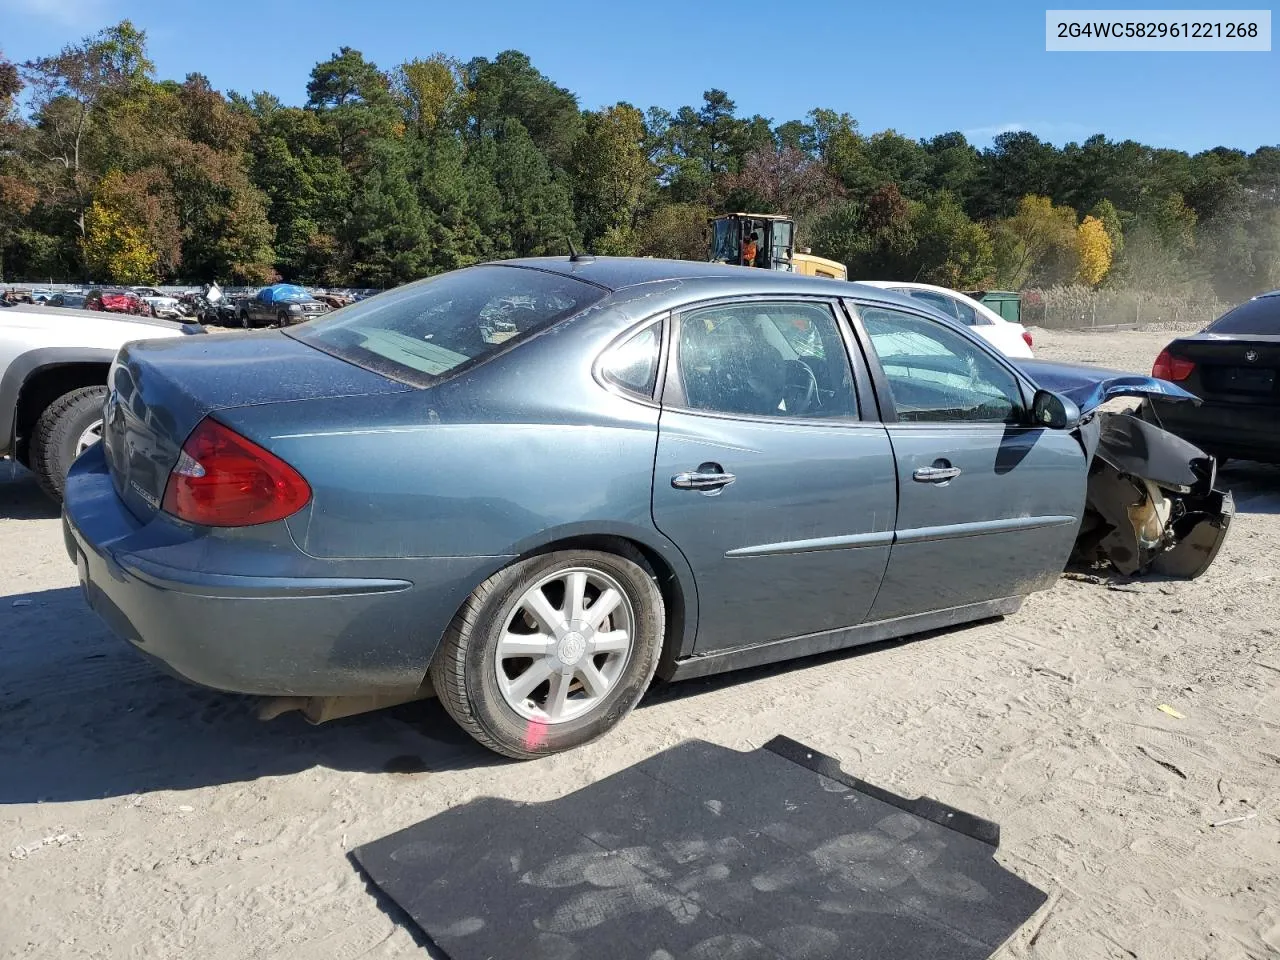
[
  {"x1": 1207, "y1": 295, "x2": 1280, "y2": 335},
  {"x1": 285, "y1": 265, "x2": 607, "y2": 386}
]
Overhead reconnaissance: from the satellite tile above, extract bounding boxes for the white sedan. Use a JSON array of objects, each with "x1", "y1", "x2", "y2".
[{"x1": 857, "y1": 281, "x2": 1034, "y2": 358}]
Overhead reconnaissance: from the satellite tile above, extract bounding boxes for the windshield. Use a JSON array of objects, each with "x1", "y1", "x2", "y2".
[
  {"x1": 1207, "y1": 295, "x2": 1280, "y2": 335},
  {"x1": 710, "y1": 218, "x2": 739, "y2": 262},
  {"x1": 286, "y1": 265, "x2": 607, "y2": 386}
]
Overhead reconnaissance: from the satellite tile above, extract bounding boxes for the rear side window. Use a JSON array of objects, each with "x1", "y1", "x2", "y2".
[
  {"x1": 287, "y1": 266, "x2": 607, "y2": 386},
  {"x1": 600, "y1": 324, "x2": 660, "y2": 397},
  {"x1": 1207, "y1": 296, "x2": 1280, "y2": 335}
]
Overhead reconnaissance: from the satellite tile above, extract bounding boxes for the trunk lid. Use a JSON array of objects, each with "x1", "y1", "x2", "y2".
[
  {"x1": 1014, "y1": 358, "x2": 1199, "y2": 413},
  {"x1": 1163, "y1": 332, "x2": 1280, "y2": 405},
  {"x1": 103, "y1": 331, "x2": 411, "y2": 521}
]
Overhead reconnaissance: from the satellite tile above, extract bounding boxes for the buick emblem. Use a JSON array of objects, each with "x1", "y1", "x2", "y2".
[{"x1": 1245, "y1": 350, "x2": 1259, "y2": 363}]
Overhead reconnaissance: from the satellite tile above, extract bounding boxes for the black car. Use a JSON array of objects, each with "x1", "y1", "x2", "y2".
[
  {"x1": 48, "y1": 293, "x2": 88, "y2": 309},
  {"x1": 1145, "y1": 291, "x2": 1280, "y2": 463}
]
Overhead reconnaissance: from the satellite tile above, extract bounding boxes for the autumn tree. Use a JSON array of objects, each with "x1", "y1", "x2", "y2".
[
  {"x1": 396, "y1": 55, "x2": 467, "y2": 135},
  {"x1": 1075, "y1": 215, "x2": 1113, "y2": 286},
  {"x1": 991, "y1": 194, "x2": 1079, "y2": 287},
  {"x1": 722, "y1": 144, "x2": 842, "y2": 243}
]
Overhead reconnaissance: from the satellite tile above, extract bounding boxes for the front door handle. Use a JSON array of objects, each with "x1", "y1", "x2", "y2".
[
  {"x1": 672, "y1": 469, "x2": 736, "y2": 492},
  {"x1": 913, "y1": 465, "x2": 961, "y2": 484}
]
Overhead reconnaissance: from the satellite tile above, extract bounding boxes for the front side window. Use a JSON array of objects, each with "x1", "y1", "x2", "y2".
[
  {"x1": 858, "y1": 305, "x2": 1023, "y2": 423},
  {"x1": 675, "y1": 301, "x2": 857, "y2": 419},
  {"x1": 287, "y1": 265, "x2": 607, "y2": 386}
]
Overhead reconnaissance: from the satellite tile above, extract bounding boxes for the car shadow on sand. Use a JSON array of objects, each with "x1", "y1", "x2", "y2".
[
  {"x1": 1, "y1": 580, "x2": 987, "y2": 806},
  {"x1": 1217, "y1": 460, "x2": 1280, "y2": 515},
  {"x1": 0, "y1": 586, "x2": 504, "y2": 805},
  {"x1": 0, "y1": 461, "x2": 60, "y2": 520}
]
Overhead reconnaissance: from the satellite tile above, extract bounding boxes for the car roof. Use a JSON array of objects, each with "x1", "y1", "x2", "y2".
[
  {"x1": 497, "y1": 256, "x2": 880, "y2": 298},
  {"x1": 857, "y1": 280, "x2": 946, "y2": 292}
]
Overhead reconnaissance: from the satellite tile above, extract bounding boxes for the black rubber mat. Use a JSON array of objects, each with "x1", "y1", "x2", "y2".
[{"x1": 353, "y1": 737, "x2": 1047, "y2": 960}]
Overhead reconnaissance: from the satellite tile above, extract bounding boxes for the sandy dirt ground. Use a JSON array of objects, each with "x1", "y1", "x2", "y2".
[{"x1": 1, "y1": 325, "x2": 1277, "y2": 960}]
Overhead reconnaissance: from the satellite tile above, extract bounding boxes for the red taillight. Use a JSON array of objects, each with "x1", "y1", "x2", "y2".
[
  {"x1": 162, "y1": 417, "x2": 310, "y2": 526},
  {"x1": 1021, "y1": 330, "x2": 1034, "y2": 349},
  {"x1": 1152, "y1": 349, "x2": 1195, "y2": 382}
]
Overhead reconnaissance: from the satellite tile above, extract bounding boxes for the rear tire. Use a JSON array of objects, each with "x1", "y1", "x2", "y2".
[
  {"x1": 430, "y1": 546, "x2": 665, "y2": 759},
  {"x1": 30, "y1": 386, "x2": 108, "y2": 503}
]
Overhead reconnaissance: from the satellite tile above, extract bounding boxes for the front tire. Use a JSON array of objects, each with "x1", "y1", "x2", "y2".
[
  {"x1": 30, "y1": 385, "x2": 108, "y2": 502},
  {"x1": 430, "y1": 546, "x2": 665, "y2": 759}
]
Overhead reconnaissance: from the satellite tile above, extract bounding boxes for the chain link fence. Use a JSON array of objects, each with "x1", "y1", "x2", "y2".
[{"x1": 1021, "y1": 285, "x2": 1228, "y2": 331}]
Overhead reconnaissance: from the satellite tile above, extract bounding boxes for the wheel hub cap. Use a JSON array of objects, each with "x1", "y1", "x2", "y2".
[{"x1": 556, "y1": 629, "x2": 589, "y2": 666}]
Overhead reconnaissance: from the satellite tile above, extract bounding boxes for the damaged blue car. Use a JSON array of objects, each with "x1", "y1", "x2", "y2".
[{"x1": 62, "y1": 258, "x2": 1233, "y2": 758}]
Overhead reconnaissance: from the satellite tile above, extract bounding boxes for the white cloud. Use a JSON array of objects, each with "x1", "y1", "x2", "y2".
[
  {"x1": 963, "y1": 120, "x2": 1097, "y2": 145},
  {"x1": 0, "y1": 0, "x2": 106, "y2": 28},
  {"x1": 964, "y1": 122, "x2": 1030, "y2": 140}
]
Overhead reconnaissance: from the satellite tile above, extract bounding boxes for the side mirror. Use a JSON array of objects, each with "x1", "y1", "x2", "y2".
[{"x1": 1031, "y1": 389, "x2": 1080, "y2": 429}]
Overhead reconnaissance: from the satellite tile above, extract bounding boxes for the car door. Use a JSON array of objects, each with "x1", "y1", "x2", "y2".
[
  {"x1": 650, "y1": 298, "x2": 897, "y2": 654},
  {"x1": 848, "y1": 301, "x2": 1087, "y2": 623},
  {"x1": 254, "y1": 289, "x2": 271, "y2": 322}
]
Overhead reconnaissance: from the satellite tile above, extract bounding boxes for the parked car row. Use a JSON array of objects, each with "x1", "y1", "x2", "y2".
[{"x1": 5, "y1": 283, "x2": 339, "y2": 329}]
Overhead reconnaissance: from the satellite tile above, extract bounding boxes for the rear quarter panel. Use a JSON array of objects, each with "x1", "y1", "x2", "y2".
[{"x1": 217, "y1": 311, "x2": 673, "y2": 565}]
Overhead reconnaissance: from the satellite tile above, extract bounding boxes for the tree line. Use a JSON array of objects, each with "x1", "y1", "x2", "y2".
[{"x1": 2, "y1": 21, "x2": 1278, "y2": 302}]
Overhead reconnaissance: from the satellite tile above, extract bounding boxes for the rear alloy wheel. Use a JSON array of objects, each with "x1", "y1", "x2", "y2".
[
  {"x1": 430, "y1": 546, "x2": 665, "y2": 759},
  {"x1": 30, "y1": 385, "x2": 108, "y2": 502}
]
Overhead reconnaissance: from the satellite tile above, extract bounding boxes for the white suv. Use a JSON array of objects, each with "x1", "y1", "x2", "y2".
[
  {"x1": 856, "y1": 281, "x2": 1034, "y2": 358},
  {"x1": 0, "y1": 299, "x2": 204, "y2": 501}
]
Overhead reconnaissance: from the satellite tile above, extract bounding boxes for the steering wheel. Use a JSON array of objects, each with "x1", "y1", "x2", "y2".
[{"x1": 783, "y1": 359, "x2": 819, "y2": 415}]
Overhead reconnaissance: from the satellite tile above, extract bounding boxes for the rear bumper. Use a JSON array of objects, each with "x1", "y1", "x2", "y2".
[
  {"x1": 62, "y1": 445, "x2": 489, "y2": 697},
  {"x1": 1146, "y1": 397, "x2": 1280, "y2": 462}
]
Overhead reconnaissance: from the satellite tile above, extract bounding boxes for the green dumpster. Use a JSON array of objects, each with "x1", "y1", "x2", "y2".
[{"x1": 966, "y1": 290, "x2": 1021, "y2": 324}]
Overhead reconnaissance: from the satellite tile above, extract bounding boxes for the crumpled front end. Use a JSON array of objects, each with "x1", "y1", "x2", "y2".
[{"x1": 1071, "y1": 411, "x2": 1233, "y2": 578}]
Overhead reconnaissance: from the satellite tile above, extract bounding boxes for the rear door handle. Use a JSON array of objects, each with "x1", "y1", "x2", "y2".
[
  {"x1": 672, "y1": 471, "x2": 736, "y2": 492},
  {"x1": 913, "y1": 465, "x2": 961, "y2": 483}
]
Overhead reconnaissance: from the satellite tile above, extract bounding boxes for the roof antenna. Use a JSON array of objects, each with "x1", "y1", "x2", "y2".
[{"x1": 567, "y1": 237, "x2": 593, "y2": 263}]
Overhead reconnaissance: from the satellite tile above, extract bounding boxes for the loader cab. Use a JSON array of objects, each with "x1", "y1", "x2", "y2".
[
  {"x1": 707, "y1": 213, "x2": 846, "y2": 280},
  {"x1": 708, "y1": 213, "x2": 795, "y2": 271}
]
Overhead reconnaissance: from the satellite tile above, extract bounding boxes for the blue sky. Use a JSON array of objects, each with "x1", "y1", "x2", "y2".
[{"x1": 1, "y1": 0, "x2": 1276, "y2": 152}]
